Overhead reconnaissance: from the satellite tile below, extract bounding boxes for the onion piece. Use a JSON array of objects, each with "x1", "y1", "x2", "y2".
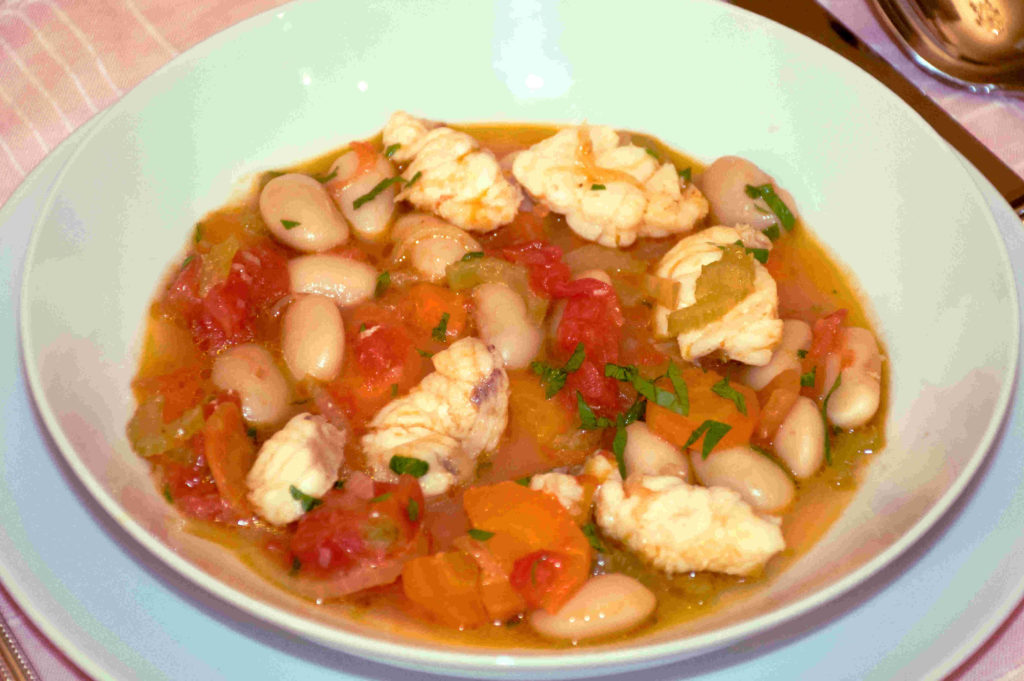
[
  {"x1": 642, "y1": 273, "x2": 680, "y2": 308},
  {"x1": 564, "y1": 244, "x2": 646, "y2": 275}
]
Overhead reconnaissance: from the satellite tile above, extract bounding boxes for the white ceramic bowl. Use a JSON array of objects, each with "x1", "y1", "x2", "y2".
[{"x1": 19, "y1": 0, "x2": 1018, "y2": 677}]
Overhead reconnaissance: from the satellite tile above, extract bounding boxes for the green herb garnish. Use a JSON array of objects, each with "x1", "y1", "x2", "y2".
[
  {"x1": 530, "y1": 343, "x2": 585, "y2": 398},
  {"x1": 162, "y1": 484, "x2": 173, "y2": 503},
  {"x1": 416, "y1": 348, "x2": 434, "y2": 358},
  {"x1": 181, "y1": 255, "x2": 194, "y2": 269},
  {"x1": 290, "y1": 557, "x2": 302, "y2": 575},
  {"x1": 431, "y1": 312, "x2": 450, "y2": 342},
  {"x1": 468, "y1": 528, "x2": 495, "y2": 541},
  {"x1": 406, "y1": 170, "x2": 422, "y2": 186},
  {"x1": 745, "y1": 183, "x2": 795, "y2": 230},
  {"x1": 763, "y1": 223, "x2": 781, "y2": 241},
  {"x1": 679, "y1": 167, "x2": 692, "y2": 181},
  {"x1": 605, "y1": 363, "x2": 685, "y2": 415},
  {"x1": 370, "y1": 492, "x2": 393, "y2": 504},
  {"x1": 353, "y1": 176, "x2": 404, "y2": 209},
  {"x1": 289, "y1": 485, "x2": 323, "y2": 512},
  {"x1": 800, "y1": 367, "x2": 817, "y2": 387},
  {"x1": 821, "y1": 373, "x2": 843, "y2": 465},
  {"x1": 515, "y1": 476, "x2": 531, "y2": 487},
  {"x1": 797, "y1": 349, "x2": 808, "y2": 359},
  {"x1": 333, "y1": 479, "x2": 346, "y2": 490},
  {"x1": 375, "y1": 270, "x2": 391, "y2": 297},
  {"x1": 389, "y1": 455, "x2": 429, "y2": 478},
  {"x1": 711, "y1": 376, "x2": 747, "y2": 415},
  {"x1": 582, "y1": 523, "x2": 606, "y2": 552},
  {"x1": 281, "y1": 219, "x2": 301, "y2": 230},
  {"x1": 390, "y1": 383, "x2": 399, "y2": 397},
  {"x1": 384, "y1": 143, "x2": 401, "y2": 158},
  {"x1": 460, "y1": 251, "x2": 485, "y2": 262},
  {"x1": 407, "y1": 498, "x2": 420, "y2": 522},
  {"x1": 612, "y1": 415, "x2": 628, "y2": 478},
  {"x1": 591, "y1": 183, "x2": 606, "y2": 190},
  {"x1": 684, "y1": 420, "x2": 733, "y2": 459},
  {"x1": 317, "y1": 169, "x2": 337, "y2": 183},
  {"x1": 576, "y1": 392, "x2": 612, "y2": 430}
]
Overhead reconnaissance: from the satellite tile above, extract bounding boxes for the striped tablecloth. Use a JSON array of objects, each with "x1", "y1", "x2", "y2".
[{"x1": 1, "y1": 1, "x2": 1023, "y2": 680}]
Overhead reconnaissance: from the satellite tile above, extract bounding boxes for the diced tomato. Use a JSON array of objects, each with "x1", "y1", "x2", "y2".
[
  {"x1": 480, "y1": 203, "x2": 549, "y2": 250},
  {"x1": 509, "y1": 550, "x2": 581, "y2": 612},
  {"x1": 157, "y1": 435, "x2": 239, "y2": 523},
  {"x1": 202, "y1": 402, "x2": 257, "y2": 517},
  {"x1": 133, "y1": 365, "x2": 206, "y2": 423},
  {"x1": 556, "y1": 280, "x2": 625, "y2": 418},
  {"x1": 290, "y1": 474, "x2": 425, "y2": 575},
  {"x1": 802, "y1": 309, "x2": 848, "y2": 397},
  {"x1": 500, "y1": 241, "x2": 572, "y2": 297},
  {"x1": 163, "y1": 240, "x2": 289, "y2": 353}
]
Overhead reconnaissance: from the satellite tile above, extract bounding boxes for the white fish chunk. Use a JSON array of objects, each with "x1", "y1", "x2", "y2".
[
  {"x1": 362, "y1": 337, "x2": 509, "y2": 496},
  {"x1": 511, "y1": 125, "x2": 708, "y2": 247},
  {"x1": 653, "y1": 225, "x2": 782, "y2": 366},
  {"x1": 246, "y1": 413, "x2": 347, "y2": 526},
  {"x1": 381, "y1": 111, "x2": 522, "y2": 233}
]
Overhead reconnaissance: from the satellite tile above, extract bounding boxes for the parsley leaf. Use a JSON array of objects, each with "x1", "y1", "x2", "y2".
[
  {"x1": 370, "y1": 492, "x2": 393, "y2": 503},
  {"x1": 375, "y1": 270, "x2": 391, "y2": 297},
  {"x1": 763, "y1": 223, "x2": 781, "y2": 241},
  {"x1": 281, "y1": 219, "x2": 301, "y2": 230},
  {"x1": 582, "y1": 523, "x2": 606, "y2": 552},
  {"x1": 162, "y1": 484, "x2": 173, "y2": 503},
  {"x1": 317, "y1": 169, "x2": 338, "y2": 183},
  {"x1": 591, "y1": 183, "x2": 606, "y2": 190},
  {"x1": 194, "y1": 223, "x2": 204, "y2": 244},
  {"x1": 644, "y1": 147, "x2": 660, "y2": 160},
  {"x1": 666, "y1": 362, "x2": 690, "y2": 416},
  {"x1": 468, "y1": 528, "x2": 495, "y2": 541},
  {"x1": 530, "y1": 343, "x2": 585, "y2": 398},
  {"x1": 406, "y1": 498, "x2": 420, "y2": 522},
  {"x1": 384, "y1": 143, "x2": 401, "y2": 158},
  {"x1": 733, "y1": 239, "x2": 769, "y2": 264},
  {"x1": 353, "y1": 176, "x2": 404, "y2": 209},
  {"x1": 711, "y1": 376, "x2": 747, "y2": 415},
  {"x1": 515, "y1": 476, "x2": 531, "y2": 487},
  {"x1": 797, "y1": 349, "x2": 808, "y2": 359},
  {"x1": 406, "y1": 170, "x2": 422, "y2": 186},
  {"x1": 181, "y1": 254, "x2": 194, "y2": 269},
  {"x1": 745, "y1": 184, "x2": 796, "y2": 230},
  {"x1": 606, "y1": 363, "x2": 685, "y2": 415},
  {"x1": 390, "y1": 383, "x2": 399, "y2": 397},
  {"x1": 684, "y1": 420, "x2": 733, "y2": 459},
  {"x1": 389, "y1": 455, "x2": 429, "y2": 478},
  {"x1": 333, "y1": 479, "x2": 346, "y2": 490},
  {"x1": 576, "y1": 392, "x2": 612, "y2": 430},
  {"x1": 416, "y1": 348, "x2": 434, "y2": 358},
  {"x1": 290, "y1": 557, "x2": 302, "y2": 575},
  {"x1": 612, "y1": 415, "x2": 628, "y2": 478},
  {"x1": 431, "y1": 312, "x2": 450, "y2": 342},
  {"x1": 461, "y1": 251, "x2": 485, "y2": 262},
  {"x1": 800, "y1": 366, "x2": 817, "y2": 387},
  {"x1": 821, "y1": 373, "x2": 843, "y2": 465},
  {"x1": 679, "y1": 167, "x2": 692, "y2": 181},
  {"x1": 289, "y1": 485, "x2": 323, "y2": 512}
]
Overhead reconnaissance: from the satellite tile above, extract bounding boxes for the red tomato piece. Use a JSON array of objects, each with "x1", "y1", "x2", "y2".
[
  {"x1": 508, "y1": 550, "x2": 578, "y2": 611},
  {"x1": 290, "y1": 474, "x2": 426, "y2": 575},
  {"x1": 500, "y1": 241, "x2": 572, "y2": 297},
  {"x1": 556, "y1": 279, "x2": 625, "y2": 417},
  {"x1": 158, "y1": 435, "x2": 238, "y2": 524}
]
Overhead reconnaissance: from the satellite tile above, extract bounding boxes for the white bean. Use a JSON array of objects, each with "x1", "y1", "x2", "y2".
[
  {"x1": 259, "y1": 173, "x2": 349, "y2": 252},
  {"x1": 472, "y1": 282, "x2": 542, "y2": 369},
  {"x1": 689, "y1": 445, "x2": 795, "y2": 514},
  {"x1": 391, "y1": 213, "x2": 480, "y2": 282},
  {"x1": 697, "y1": 156, "x2": 798, "y2": 231},
  {"x1": 325, "y1": 148, "x2": 396, "y2": 241},
  {"x1": 773, "y1": 395, "x2": 824, "y2": 479},
  {"x1": 623, "y1": 421, "x2": 690, "y2": 481},
  {"x1": 528, "y1": 574, "x2": 656, "y2": 641},
  {"x1": 743, "y1": 319, "x2": 812, "y2": 391},
  {"x1": 282, "y1": 294, "x2": 345, "y2": 382},
  {"x1": 211, "y1": 344, "x2": 291, "y2": 426},
  {"x1": 288, "y1": 254, "x2": 378, "y2": 306},
  {"x1": 825, "y1": 327, "x2": 882, "y2": 429}
]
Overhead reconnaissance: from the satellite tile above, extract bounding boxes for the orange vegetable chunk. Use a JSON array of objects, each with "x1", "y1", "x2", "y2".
[
  {"x1": 203, "y1": 401, "x2": 257, "y2": 516},
  {"x1": 402, "y1": 551, "x2": 490, "y2": 628},
  {"x1": 645, "y1": 364, "x2": 759, "y2": 455}
]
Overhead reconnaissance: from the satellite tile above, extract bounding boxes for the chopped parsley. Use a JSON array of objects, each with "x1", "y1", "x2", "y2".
[
  {"x1": 460, "y1": 251, "x2": 485, "y2": 262},
  {"x1": 193, "y1": 223, "x2": 204, "y2": 244},
  {"x1": 684, "y1": 419, "x2": 733, "y2": 459},
  {"x1": 644, "y1": 147, "x2": 660, "y2": 160},
  {"x1": 317, "y1": 169, "x2": 338, "y2": 183},
  {"x1": 797, "y1": 349, "x2": 808, "y2": 359},
  {"x1": 181, "y1": 255, "x2": 194, "y2": 269},
  {"x1": 384, "y1": 143, "x2": 401, "y2": 158},
  {"x1": 679, "y1": 167, "x2": 692, "y2": 181},
  {"x1": 333, "y1": 479, "x2": 346, "y2": 490},
  {"x1": 431, "y1": 312, "x2": 450, "y2": 342},
  {"x1": 800, "y1": 366, "x2": 817, "y2": 387},
  {"x1": 515, "y1": 476, "x2": 531, "y2": 487},
  {"x1": 605, "y1": 362, "x2": 686, "y2": 415},
  {"x1": 468, "y1": 528, "x2": 495, "y2": 541},
  {"x1": 389, "y1": 454, "x2": 429, "y2": 478},
  {"x1": 711, "y1": 376, "x2": 747, "y2": 415},
  {"x1": 289, "y1": 485, "x2": 322, "y2": 512},
  {"x1": 406, "y1": 170, "x2": 422, "y2": 186},
  {"x1": 733, "y1": 239, "x2": 769, "y2": 265},
  {"x1": 353, "y1": 176, "x2": 404, "y2": 209},
  {"x1": 763, "y1": 223, "x2": 781, "y2": 241},
  {"x1": 406, "y1": 498, "x2": 420, "y2": 522},
  {"x1": 162, "y1": 484, "x2": 173, "y2": 503},
  {"x1": 582, "y1": 523, "x2": 606, "y2": 552},
  {"x1": 416, "y1": 348, "x2": 434, "y2": 358},
  {"x1": 290, "y1": 557, "x2": 302, "y2": 575},
  {"x1": 390, "y1": 383, "x2": 399, "y2": 397},
  {"x1": 591, "y1": 183, "x2": 606, "y2": 190},
  {"x1": 745, "y1": 183, "x2": 796, "y2": 230},
  {"x1": 359, "y1": 322, "x2": 367, "y2": 333},
  {"x1": 281, "y1": 219, "x2": 301, "y2": 230},
  {"x1": 612, "y1": 415, "x2": 629, "y2": 478},
  {"x1": 576, "y1": 392, "x2": 612, "y2": 430},
  {"x1": 821, "y1": 373, "x2": 843, "y2": 465},
  {"x1": 375, "y1": 270, "x2": 391, "y2": 297},
  {"x1": 530, "y1": 343, "x2": 585, "y2": 398},
  {"x1": 246, "y1": 427, "x2": 258, "y2": 439},
  {"x1": 370, "y1": 492, "x2": 393, "y2": 504}
]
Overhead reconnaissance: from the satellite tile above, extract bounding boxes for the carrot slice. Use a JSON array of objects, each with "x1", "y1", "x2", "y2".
[
  {"x1": 203, "y1": 402, "x2": 257, "y2": 516},
  {"x1": 400, "y1": 282, "x2": 468, "y2": 342},
  {"x1": 755, "y1": 368, "x2": 801, "y2": 442},
  {"x1": 402, "y1": 551, "x2": 490, "y2": 628},
  {"x1": 645, "y1": 365, "x2": 760, "y2": 456}
]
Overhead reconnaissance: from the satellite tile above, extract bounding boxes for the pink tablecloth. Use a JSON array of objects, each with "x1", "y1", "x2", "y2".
[{"x1": 1, "y1": 2, "x2": 1023, "y2": 680}]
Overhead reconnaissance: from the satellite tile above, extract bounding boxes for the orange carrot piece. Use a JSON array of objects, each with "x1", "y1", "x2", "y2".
[
  {"x1": 401, "y1": 551, "x2": 490, "y2": 628},
  {"x1": 203, "y1": 401, "x2": 256, "y2": 516},
  {"x1": 133, "y1": 365, "x2": 205, "y2": 423},
  {"x1": 401, "y1": 283, "x2": 468, "y2": 341},
  {"x1": 755, "y1": 368, "x2": 801, "y2": 442}
]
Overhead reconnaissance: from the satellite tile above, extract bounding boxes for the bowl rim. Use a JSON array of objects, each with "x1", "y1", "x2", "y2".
[{"x1": 16, "y1": 0, "x2": 1021, "y2": 675}]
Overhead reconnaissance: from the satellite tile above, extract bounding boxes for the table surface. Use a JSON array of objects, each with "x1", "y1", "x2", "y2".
[{"x1": 1, "y1": 1, "x2": 1023, "y2": 680}]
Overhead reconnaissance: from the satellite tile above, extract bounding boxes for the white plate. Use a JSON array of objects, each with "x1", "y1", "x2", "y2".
[
  {"x1": 10, "y1": 0, "x2": 1021, "y2": 676},
  {"x1": 2, "y1": 116, "x2": 1023, "y2": 681}
]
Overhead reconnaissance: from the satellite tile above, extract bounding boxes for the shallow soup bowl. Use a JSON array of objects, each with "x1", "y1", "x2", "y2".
[{"x1": 18, "y1": 0, "x2": 1018, "y2": 677}]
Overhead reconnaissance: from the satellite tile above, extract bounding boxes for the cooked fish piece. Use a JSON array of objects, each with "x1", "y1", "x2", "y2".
[
  {"x1": 381, "y1": 111, "x2": 522, "y2": 233},
  {"x1": 245, "y1": 413, "x2": 347, "y2": 526},
  {"x1": 362, "y1": 337, "x2": 509, "y2": 496},
  {"x1": 595, "y1": 469, "x2": 785, "y2": 576},
  {"x1": 511, "y1": 125, "x2": 708, "y2": 247},
  {"x1": 653, "y1": 225, "x2": 782, "y2": 366}
]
